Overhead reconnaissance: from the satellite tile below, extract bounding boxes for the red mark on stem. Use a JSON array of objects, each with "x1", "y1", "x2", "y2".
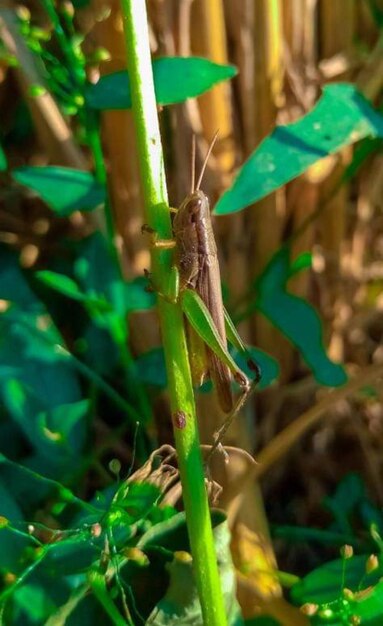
[{"x1": 173, "y1": 410, "x2": 187, "y2": 429}]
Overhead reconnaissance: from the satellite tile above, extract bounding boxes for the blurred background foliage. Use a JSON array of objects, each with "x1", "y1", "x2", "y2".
[{"x1": 0, "y1": 0, "x2": 383, "y2": 624}]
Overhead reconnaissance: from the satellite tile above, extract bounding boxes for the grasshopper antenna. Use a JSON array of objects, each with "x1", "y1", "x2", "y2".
[
  {"x1": 195, "y1": 130, "x2": 219, "y2": 191},
  {"x1": 191, "y1": 134, "x2": 196, "y2": 193}
]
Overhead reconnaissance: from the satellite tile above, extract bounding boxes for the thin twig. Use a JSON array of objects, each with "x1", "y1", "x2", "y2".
[{"x1": 251, "y1": 363, "x2": 383, "y2": 481}]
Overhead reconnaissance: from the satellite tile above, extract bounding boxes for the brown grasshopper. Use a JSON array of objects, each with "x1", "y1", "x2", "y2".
[{"x1": 145, "y1": 134, "x2": 261, "y2": 456}]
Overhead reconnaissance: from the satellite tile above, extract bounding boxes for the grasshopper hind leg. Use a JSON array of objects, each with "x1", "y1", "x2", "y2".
[{"x1": 207, "y1": 364, "x2": 261, "y2": 464}]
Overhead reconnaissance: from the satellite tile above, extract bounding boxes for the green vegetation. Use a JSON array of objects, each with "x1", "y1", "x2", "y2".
[{"x1": 0, "y1": 1, "x2": 383, "y2": 624}]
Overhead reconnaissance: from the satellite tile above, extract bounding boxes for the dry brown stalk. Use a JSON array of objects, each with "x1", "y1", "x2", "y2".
[{"x1": 0, "y1": 8, "x2": 87, "y2": 168}]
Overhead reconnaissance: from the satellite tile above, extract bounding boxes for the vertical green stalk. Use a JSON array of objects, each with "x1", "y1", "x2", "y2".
[{"x1": 119, "y1": 2, "x2": 227, "y2": 625}]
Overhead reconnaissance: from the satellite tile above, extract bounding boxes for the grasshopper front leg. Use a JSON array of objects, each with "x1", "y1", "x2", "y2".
[
  {"x1": 141, "y1": 223, "x2": 177, "y2": 251},
  {"x1": 141, "y1": 223, "x2": 181, "y2": 303}
]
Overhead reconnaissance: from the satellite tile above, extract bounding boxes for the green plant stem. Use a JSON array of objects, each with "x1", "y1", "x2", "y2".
[
  {"x1": 40, "y1": 0, "x2": 84, "y2": 86},
  {"x1": 81, "y1": 109, "x2": 115, "y2": 242},
  {"x1": 119, "y1": 2, "x2": 227, "y2": 625}
]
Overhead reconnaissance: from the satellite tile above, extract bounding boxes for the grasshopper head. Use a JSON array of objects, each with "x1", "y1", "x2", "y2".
[{"x1": 176, "y1": 190, "x2": 209, "y2": 227}]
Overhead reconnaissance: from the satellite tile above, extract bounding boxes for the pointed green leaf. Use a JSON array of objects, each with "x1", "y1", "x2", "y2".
[
  {"x1": 86, "y1": 56, "x2": 237, "y2": 110},
  {"x1": 181, "y1": 289, "x2": 244, "y2": 381},
  {"x1": 36, "y1": 270, "x2": 87, "y2": 302},
  {"x1": 12, "y1": 167, "x2": 105, "y2": 216},
  {"x1": 215, "y1": 84, "x2": 383, "y2": 215},
  {"x1": 36, "y1": 270, "x2": 110, "y2": 309},
  {"x1": 256, "y1": 248, "x2": 347, "y2": 387}
]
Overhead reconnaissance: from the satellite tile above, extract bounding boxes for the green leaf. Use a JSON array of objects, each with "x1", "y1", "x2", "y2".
[
  {"x1": 1, "y1": 383, "x2": 87, "y2": 465},
  {"x1": 36, "y1": 270, "x2": 110, "y2": 310},
  {"x1": 36, "y1": 270, "x2": 88, "y2": 302},
  {"x1": 86, "y1": 56, "x2": 237, "y2": 110},
  {"x1": 291, "y1": 554, "x2": 383, "y2": 605},
  {"x1": 0, "y1": 307, "x2": 85, "y2": 467},
  {"x1": 353, "y1": 579, "x2": 383, "y2": 625},
  {"x1": 214, "y1": 84, "x2": 383, "y2": 215},
  {"x1": 256, "y1": 248, "x2": 347, "y2": 387},
  {"x1": 39, "y1": 400, "x2": 90, "y2": 456},
  {"x1": 0, "y1": 306, "x2": 85, "y2": 465},
  {"x1": 0, "y1": 307, "x2": 81, "y2": 407},
  {"x1": 12, "y1": 167, "x2": 105, "y2": 216},
  {"x1": 111, "y1": 482, "x2": 162, "y2": 529}
]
